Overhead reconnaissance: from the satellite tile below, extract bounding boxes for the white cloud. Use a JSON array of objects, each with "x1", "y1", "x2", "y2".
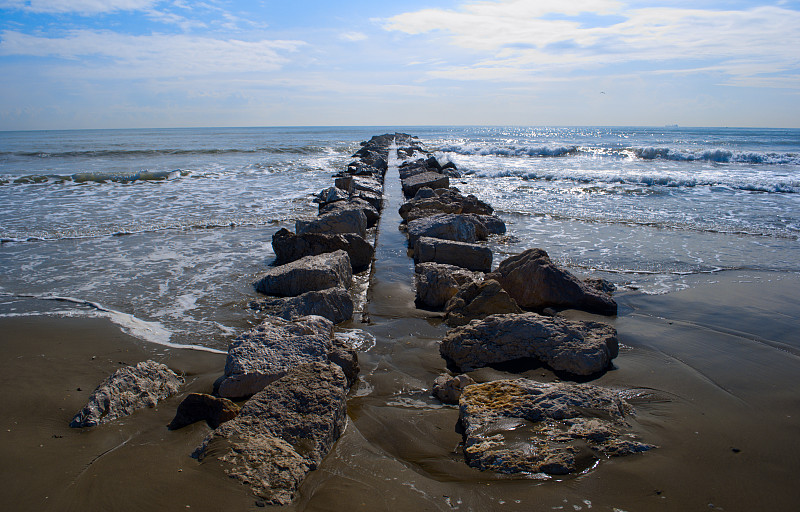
[
  {"x1": 382, "y1": 1, "x2": 800, "y2": 87},
  {"x1": 0, "y1": 0, "x2": 159, "y2": 14},
  {"x1": 0, "y1": 30, "x2": 306, "y2": 77},
  {"x1": 339, "y1": 31, "x2": 368, "y2": 42}
]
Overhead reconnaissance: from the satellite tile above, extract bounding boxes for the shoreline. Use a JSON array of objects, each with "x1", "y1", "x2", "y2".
[{"x1": 2, "y1": 268, "x2": 799, "y2": 510}]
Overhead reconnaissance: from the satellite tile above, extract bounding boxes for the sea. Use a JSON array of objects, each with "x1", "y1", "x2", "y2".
[{"x1": 1, "y1": 126, "x2": 798, "y2": 351}]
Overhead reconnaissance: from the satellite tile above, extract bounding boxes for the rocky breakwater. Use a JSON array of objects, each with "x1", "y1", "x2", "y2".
[{"x1": 389, "y1": 140, "x2": 653, "y2": 478}]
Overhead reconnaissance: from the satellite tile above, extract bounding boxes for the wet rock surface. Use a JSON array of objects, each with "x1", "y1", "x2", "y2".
[
  {"x1": 440, "y1": 312, "x2": 618, "y2": 376},
  {"x1": 254, "y1": 250, "x2": 353, "y2": 297},
  {"x1": 414, "y1": 236, "x2": 493, "y2": 272},
  {"x1": 488, "y1": 248, "x2": 618, "y2": 315},
  {"x1": 217, "y1": 315, "x2": 336, "y2": 399},
  {"x1": 168, "y1": 393, "x2": 240, "y2": 430},
  {"x1": 70, "y1": 360, "x2": 183, "y2": 428},
  {"x1": 414, "y1": 262, "x2": 483, "y2": 310},
  {"x1": 250, "y1": 287, "x2": 354, "y2": 325},
  {"x1": 459, "y1": 379, "x2": 653, "y2": 475},
  {"x1": 443, "y1": 279, "x2": 522, "y2": 327},
  {"x1": 194, "y1": 362, "x2": 348, "y2": 505}
]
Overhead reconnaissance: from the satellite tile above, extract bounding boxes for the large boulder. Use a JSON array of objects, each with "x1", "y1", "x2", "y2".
[
  {"x1": 296, "y1": 208, "x2": 367, "y2": 238},
  {"x1": 272, "y1": 228, "x2": 374, "y2": 270},
  {"x1": 414, "y1": 262, "x2": 483, "y2": 310},
  {"x1": 70, "y1": 360, "x2": 183, "y2": 428},
  {"x1": 443, "y1": 279, "x2": 522, "y2": 327},
  {"x1": 251, "y1": 287, "x2": 354, "y2": 325},
  {"x1": 460, "y1": 379, "x2": 653, "y2": 475},
  {"x1": 406, "y1": 213, "x2": 489, "y2": 247},
  {"x1": 217, "y1": 315, "x2": 334, "y2": 399},
  {"x1": 335, "y1": 176, "x2": 383, "y2": 195},
  {"x1": 194, "y1": 362, "x2": 348, "y2": 505},
  {"x1": 399, "y1": 189, "x2": 494, "y2": 222},
  {"x1": 488, "y1": 249, "x2": 617, "y2": 315},
  {"x1": 414, "y1": 236, "x2": 492, "y2": 272},
  {"x1": 440, "y1": 312, "x2": 618, "y2": 376},
  {"x1": 402, "y1": 171, "x2": 450, "y2": 198},
  {"x1": 320, "y1": 197, "x2": 380, "y2": 227},
  {"x1": 255, "y1": 250, "x2": 352, "y2": 297},
  {"x1": 168, "y1": 393, "x2": 240, "y2": 430}
]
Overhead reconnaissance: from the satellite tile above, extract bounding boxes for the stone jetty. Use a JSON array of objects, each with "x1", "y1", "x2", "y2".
[{"x1": 69, "y1": 134, "x2": 650, "y2": 504}]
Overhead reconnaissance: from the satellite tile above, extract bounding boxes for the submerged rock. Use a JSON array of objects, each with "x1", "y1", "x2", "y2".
[
  {"x1": 70, "y1": 360, "x2": 183, "y2": 428},
  {"x1": 488, "y1": 248, "x2": 617, "y2": 315},
  {"x1": 251, "y1": 287, "x2": 354, "y2": 325},
  {"x1": 440, "y1": 312, "x2": 618, "y2": 376},
  {"x1": 217, "y1": 315, "x2": 335, "y2": 399},
  {"x1": 443, "y1": 279, "x2": 522, "y2": 327},
  {"x1": 271, "y1": 228, "x2": 374, "y2": 270},
  {"x1": 432, "y1": 373, "x2": 476, "y2": 405},
  {"x1": 255, "y1": 250, "x2": 353, "y2": 297},
  {"x1": 459, "y1": 379, "x2": 653, "y2": 475},
  {"x1": 194, "y1": 362, "x2": 348, "y2": 505},
  {"x1": 414, "y1": 262, "x2": 483, "y2": 310},
  {"x1": 414, "y1": 236, "x2": 492, "y2": 272},
  {"x1": 168, "y1": 393, "x2": 240, "y2": 430}
]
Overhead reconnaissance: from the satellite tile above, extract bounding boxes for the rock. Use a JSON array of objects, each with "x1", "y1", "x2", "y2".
[
  {"x1": 488, "y1": 249, "x2": 617, "y2": 315},
  {"x1": 459, "y1": 379, "x2": 653, "y2": 475},
  {"x1": 584, "y1": 277, "x2": 617, "y2": 295},
  {"x1": 412, "y1": 187, "x2": 437, "y2": 200},
  {"x1": 402, "y1": 171, "x2": 450, "y2": 198},
  {"x1": 443, "y1": 279, "x2": 522, "y2": 327},
  {"x1": 327, "y1": 334, "x2": 360, "y2": 387},
  {"x1": 319, "y1": 197, "x2": 379, "y2": 227},
  {"x1": 399, "y1": 189, "x2": 494, "y2": 222},
  {"x1": 272, "y1": 228, "x2": 374, "y2": 270},
  {"x1": 250, "y1": 287, "x2": 354, "y2": 325},
  {"x1": 352, "y1": 189, "x2": 383, "y2": 212},
  {"x1": 194, "y1": 362, "x2": 348, "y2": 505},
  {"x1": 406, "y1": 213, "x2": 489, "y2": 248},
  {"x1": 255, "y1": 250, "x2": 353, "y2": 297},
  {"x1": 336, "y1": 176, "x2": 382, "y2": 195},
  {"x1": 414, "y1": 262, "x2": 483, "y2": 310},
  {"x1": 440, "y1": 312, "x2": 618, "y2": 376},
  {"x1": 414, "y1": 236, "x2": 492, "y2": 272},
  {"x1": 478, "y1": 215, "x2": 507, "y2": 235},
  {"x1": 168, "y1": 393, "x2": 240, "y2": 430},
  {"x1": 432, "y1": 373, "x2": 475, "y2": 404},
  {"x1": 313, "y1": 186, "x2": 349, "y2": 207},
  {"x1": 217, "y1": 315, "x2": 335, "y2": 399},
  {"x1": 296, "y1": 208, "x2": 367, "y2": 238},
  {"x1": 70, "y1": 360, "x2": 183, "y2": 428}
]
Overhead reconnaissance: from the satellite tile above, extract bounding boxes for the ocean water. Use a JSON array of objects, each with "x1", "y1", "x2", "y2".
[{"x1": 1, "y1": 126, "x2": 798, "y2": 350}]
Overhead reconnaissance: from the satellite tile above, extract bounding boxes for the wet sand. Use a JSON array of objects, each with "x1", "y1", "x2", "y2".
[{"x1": 2, "y1": 271, "x2": 799, "y2": 511}]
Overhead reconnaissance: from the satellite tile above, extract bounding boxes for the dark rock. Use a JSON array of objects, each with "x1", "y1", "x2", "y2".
[
  {"x1": 327, "y1": 335, "x2": 360, "y2": 387},
  {"x1": 406, "y1": 213, "x2": 489, "y2": 248},
  {"x1": 402, "y1": 172, "x2": 450, "y2": 198},
  {"x1": 488, "y1": 249, "x2": 617, "y2": 315},
  {"x1": 414, "y1": 236, "x2": 492, "y2": 272},
  {"x1": 318, "y1": 198, "x2": 379, "y2": 228},
  {"x1": 443, "y1": 279, "x2": 522, "y2": 327},
  {"x1": 478, "y1": 215, "x2": 507, "y2": 235},
  {"x1": 217, "y1": 315, "x2": 334, "y2": 399},
  {"x1": 272, "y1": 228, "x2": 374, "y2": 270},
  {"x1": 70, "y1": 360, "x2": 183, "y2": 428},
  {"x1": 255, "y1": 250, "x2": 352, "y2": 297},
  {"x1": 194, "y1": 362, "x2": 348, "y2": 505},
  {"x1": 313, "y1": 186, "x2": 349, "y2": 207},
  {"x1": 432, "y1": 373, "x2": 475, "y2": 405},
  {"x1": 414, "y1": 262, "x2": 483, "y2": 310},
  {"x1": 412, "y1": 187, "x2": 437, "y2": 200},
  {"x1": 250, "y1": 287, "x2": 354, "y2": 325},
  {"x1": 399, "y1": 188, "x2": 494, "y2": 222},
  {"x1": 296, "y1": 208, "x2": 367, "y2": 238},
  {"x1": 168, "y1": 393, "x2": 240, "y2": 430},
  {"x1": 584, "y1": 277, "x2": 617, "y2": 295},
  {"x1": 459, "y1": 379, "x2": 654, "y2": 475},
  {"x1": 440, "y1": 312, "x2": 618, "y2": 375}
]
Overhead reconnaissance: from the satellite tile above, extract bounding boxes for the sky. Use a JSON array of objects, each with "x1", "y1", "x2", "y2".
[{"x1": 0, "y1": 0, "x2": 798, "y2": 130}]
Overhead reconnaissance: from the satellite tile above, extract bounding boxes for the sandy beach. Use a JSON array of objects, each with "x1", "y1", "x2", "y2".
[{"x1": 2, "y1": 267, "x2": 799, "y2": 511}]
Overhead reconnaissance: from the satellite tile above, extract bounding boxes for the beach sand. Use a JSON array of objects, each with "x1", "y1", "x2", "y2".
[{"x1": 2, "y1": 270, "x2": 799, "y2": 511}]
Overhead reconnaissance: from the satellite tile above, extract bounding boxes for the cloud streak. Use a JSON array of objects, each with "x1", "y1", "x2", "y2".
[{"x1": 382, "y1": 1, "x2": 800, "y2": 87}]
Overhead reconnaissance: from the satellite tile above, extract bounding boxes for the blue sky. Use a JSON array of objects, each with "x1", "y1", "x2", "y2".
[{"x1": 0, "y1": 0, "x2": 798, "y2": 129}]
